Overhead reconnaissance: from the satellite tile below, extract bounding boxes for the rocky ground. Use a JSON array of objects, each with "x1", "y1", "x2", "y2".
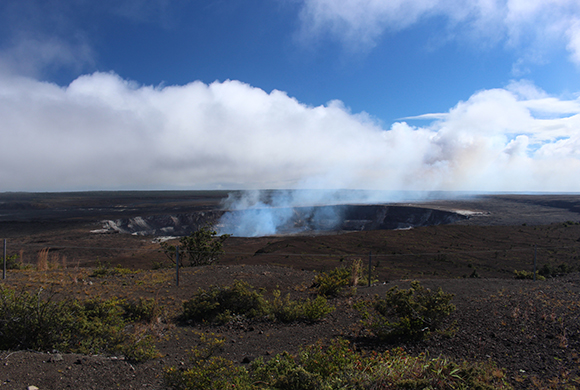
[{"x1": 1, "y1": 193, "x2": 580, "y2": 389}]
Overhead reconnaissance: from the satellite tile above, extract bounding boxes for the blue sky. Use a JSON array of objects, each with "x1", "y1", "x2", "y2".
[{"x1": 1, "y1": 0, "x2": 580, "y2": 193}]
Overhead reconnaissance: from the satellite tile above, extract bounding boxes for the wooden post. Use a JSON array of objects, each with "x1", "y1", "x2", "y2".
[
  {"x1": 175, "y1": 245, "x2": 180, "y2": 287},
  {"x1": 368, "y1": 251, "x2": 372, "y2": 287},
  {"x1": 533, "y1": 244, "x2": 537, "y2": 281},
  {"x1": 2, "y1": 239, "x2": 6, "y2": 280}
]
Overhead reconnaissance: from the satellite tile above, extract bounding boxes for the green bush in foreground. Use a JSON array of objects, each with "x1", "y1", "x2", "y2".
[
  {"x1": 164, "y1": 332, "x2": 250, "y2": 390},
  {"x1": 356, "y1": 281, "x2": 456, "y2": 341},
  {"x1": 0, "y1": 286, "x2": 161, "y2": 362},
  {"x1": 165, "y1": 337, "x2": 512, "y2": 390},
  {"x1": 180, "y1": 280, "x2": 335, "y2": 324}
]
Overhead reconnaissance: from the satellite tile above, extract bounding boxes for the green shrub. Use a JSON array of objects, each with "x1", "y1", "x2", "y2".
[
  {"x1": 538, "y1": 263, "x2": 575, "y2": 277},
  {"x1": 164, "y1": 332, "x2": 250, "y2": 390},
  {"x1": 0, "y1": 287, "x2": 71, "y2": 351},
  {"x1": 269, "y1": 291, "x2": 335, "y2": 323},
  {"x1": 117, "y1": 334, "x2": 160, "y2": 362},
  {"x1": 122, "y1": 297, "x2": 163, "y2": 323},
  {"x1": 313, "y1": 260, "x2": 377, "y2": 297},
  {"x1": 251, "y1": 352, "x2": 321, "y2": 390},
  {"x1": 298, "y1": 338, "x2": 358, "y2": 378},
  {"x1": 2, "y1": 254, "x2": 23, "y2": 269},
  {"x1": 165, "y1": 338, "x2": 512, "y2": 390},
  {"x1": 62, "y1": 297, "x2": 160, "y2": 361},
  {"x1": 313, "y1": 267, "x2": 351, "y2": 297},
  {"x1": 181, "y1": 281, "x2": 334, "y2": 325},
  {"x1": 151, "y1": 261, "x2": 170, "y2": 270},
  {"x1": 0, "y1": 286, "x2": 160, "y2": 362},
  {"x1": 182, "y1": 280, "x2": 269, "y2": 324},
  {"x1": 357, "y1": 281, "x2": 456, "y2": 341},
  {"x1": 513, "y1": 269, "x2": 545, "y2": 280},
  {"x1": 91, "y1": 262, "x2": 136, "y2": 277}
]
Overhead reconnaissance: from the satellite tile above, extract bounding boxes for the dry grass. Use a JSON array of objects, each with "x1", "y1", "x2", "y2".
[
  {"x1": 350, "y1": 258, "x2": 362, "y2": 286},
  {"x1": 36, "y1": 248, "x2": 49, "y2": 271}
]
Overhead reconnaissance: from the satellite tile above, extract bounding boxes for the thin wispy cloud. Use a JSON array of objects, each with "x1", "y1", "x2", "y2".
[
  {"x1": 298, "y1": 0, "x2": 580, "y2": 66},
  {"x1": 0, "y1": 37, "x2": 94, "y2": 79}
]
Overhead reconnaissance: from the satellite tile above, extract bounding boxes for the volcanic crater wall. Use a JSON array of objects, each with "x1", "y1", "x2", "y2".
[{"x1": 97, "y1": 205, "x2": 466, "y2": 237}]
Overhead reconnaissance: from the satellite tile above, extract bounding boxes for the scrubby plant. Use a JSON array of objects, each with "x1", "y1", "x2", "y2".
[
  {"x1": 313, "y1": 266, "x2": 352, "y2": 297},
  {"x1": 313, "y1": 260, "x2": 378, "y2": 297},
  {"x1": 0, "y1": 286, "x2": 70, "y2": 351},
  {"x1": 160, "y1": 225, "x2": 230, "y2": 267},
  {"x1": 165, "y1": 337, "x2": 512, "y2": 390},
  {"x1": 538, "y1": 263, "x2": 576, "y2": 277},
  {"x1": 151, "y1": 260, "x2": 170, "y2": 270},
  {"x1": 297, "y1": 338, "x2": 358, "y2": 379},
  {"x1": 356, "y1": 281, "x2": 456, "y2": 341},
  {"x1": 164, "y1": 332, "x2": 250, "y2": 390},
  {"x1": 251, "y1": 352, "x2": 320, "y2": 390},
  {"x1": 269, "y1": 290, "x2": 335, "y2": 323},
  {"x1": 1, "y1": 254, "x2": 22, "y2": 269},
  {"x1": 181, "y1": 281, "x2": 335, "y2": 325},
  {"x1": 91, "y1": 262, "x2": 136, "y2": 277},
  {"x1": 0, "y1": 286, "x2": 160, "y2": 362},
  {"x1": 514, "y1": 269, "x2": 545, "y2": 280},
  {"x1": 122, "y1": 297, "x2": 164, "y2": 323},
  {"x1": 181, "y1": 280, "x2": 269, "y2": 324}
]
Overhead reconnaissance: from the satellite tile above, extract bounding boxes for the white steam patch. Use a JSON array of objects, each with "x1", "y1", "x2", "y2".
[
  {"x1": 217, "y1": 189, "x2": 447, "y2": 237},
  {"x1": 0, "y1": 72, "x2": 579, "y2": 193},
  {"x1": 217, "y1": 189, "x2": 373, "y2": 236}
]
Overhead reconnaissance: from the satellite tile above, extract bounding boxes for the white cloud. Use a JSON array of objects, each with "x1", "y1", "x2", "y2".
[
  {"x1": 566, "y1": 18, "x2": 580, "y2": 64},
  {"x1": 298, "y1": 0, "x2": 580, "y2": 66},
  {"x1": 0, "y1": 72, "x2": 579, "y2": 192}
]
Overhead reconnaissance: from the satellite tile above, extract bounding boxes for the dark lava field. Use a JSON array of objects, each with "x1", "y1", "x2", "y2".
[{"x1": 1, "y1": 191, "x2": 580, "y2": 389}]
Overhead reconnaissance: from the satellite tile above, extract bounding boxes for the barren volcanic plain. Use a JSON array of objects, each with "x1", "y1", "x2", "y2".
[{"x1": 1, "y1": 191, "x2": 580, "y2": 389}]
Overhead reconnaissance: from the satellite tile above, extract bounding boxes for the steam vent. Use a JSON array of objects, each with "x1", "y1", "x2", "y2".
[{"x1": 100, "y1": 204, "x2": 466, "y2": 237}]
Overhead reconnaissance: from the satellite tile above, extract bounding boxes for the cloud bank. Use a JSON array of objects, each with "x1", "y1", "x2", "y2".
[
  {"x1": 0, "y1": 72, "x2": 578, "y2": 192},
  {"x1": 298, "y1": 0, "x2": 580, "y2": 65}
]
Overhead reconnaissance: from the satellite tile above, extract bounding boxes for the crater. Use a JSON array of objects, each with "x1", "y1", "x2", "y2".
[{"x1": 95, "y1": 204, "x2": 467, "y2": 237}]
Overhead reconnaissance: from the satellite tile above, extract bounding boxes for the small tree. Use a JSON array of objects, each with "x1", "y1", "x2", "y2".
[{"x1": 161, "y1": 226, "x2": 230, "y2": 267}]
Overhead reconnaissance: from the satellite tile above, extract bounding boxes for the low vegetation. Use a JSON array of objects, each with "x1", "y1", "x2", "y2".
[
  {"x1": 1, "y1": 254, "x2": 22, "y2": 270},
  {"x1": 313, "y1": 258, "x2": 377, "y2": 297},
  {"x1": 538, "y1": 262, "x2": 578, "y2": 277},
  {"x1": 513, "y1": 269, "x2": 545, "y2": 280},
  {"x1": 0, "y1": 286, "x2": 162, "y2": 362},
  {"x1": 356, "y1": 280, "x2": 456, "y2": 341},
  {"x1": 2, "y1": 259, "x2": 575, "y2": 389},
  {"x1": 90, "y1": 262, "x2": 136, "y2": 277},
  {"x1": 181, "y1": 280, "x2": 334, "y2": 324},
  {"x1": 164, "y1": 335, "x2": 512, "y2": 390}
]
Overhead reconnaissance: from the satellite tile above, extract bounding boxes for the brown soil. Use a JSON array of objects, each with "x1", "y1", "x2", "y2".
[{"x1": 1, "y1": 193, "x2": 580, "y2": 389}]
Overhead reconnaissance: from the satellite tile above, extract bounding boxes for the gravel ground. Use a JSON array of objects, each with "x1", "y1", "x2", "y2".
[{"x1": 2, "y1": 267, "x2": 580, "y2": 389}]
